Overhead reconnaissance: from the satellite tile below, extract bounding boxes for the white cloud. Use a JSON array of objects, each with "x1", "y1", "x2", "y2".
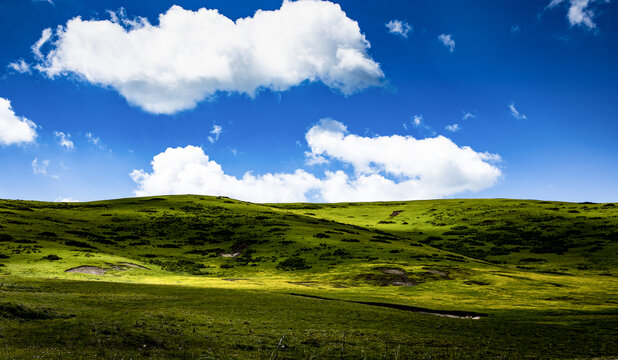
[
  {"x1": 509, "y1": 102, "x2": 527, "y2": 120},
  {"x1": 547, "y1": 0, "x2": 609, "y2": 30},
  {"x1": 406, "y1": 114, "x2": 435, "y2": 135},
  {"x1": 86, "y1": 132, "x2": 105, "y2": 149},
  {"x1": 462, "y1": 112, "x2": 476, "y2": 120},
  {"x1": 207, "y1": 124, "x2": 223, "y2": 144},
  {"x1": 131, "y1": 146, "x2": 322, "y2": 203},
  {"x1": 32, "y1": 158, "x2": 49, "y2": 175},
  {"x1": 305, "y1": 119, "x2": 500, "y2": 199},
  {"x1": 32, "y1": 28, "x2": 52, "y2": 61},
  {"x1": 445, "y1": 124, "x2": 460, "y2": 132},
  {"x1": 54, "y1": 131, "x2": 75, "y2": 150},
  {"x1": 132, "y1": 119, "x2": 501, "y2": 202},
  {"x1": 34, "y1": 1, "x2": 384, "y2": 114},
  {"x1": 54, "y1": 197, "x2": 79, "y2": 202},
  {"x1": 7, "y1": 59, "x2": 31, "y2": 74},
  {"x1": 385, "y1": 20, "x2": 412, "y2": 38},
  {"x1": 412, "y1": 115, "x2": 422, "y2": 126},
  {"x1": 0, "y1": 97, "x2": 38, "y2": 146},
  {"x1": 438, "y1": 34, "x2": 455, "y2": 52}
]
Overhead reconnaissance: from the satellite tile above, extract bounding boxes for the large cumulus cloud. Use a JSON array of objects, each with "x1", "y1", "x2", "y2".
[
  {"x1": 131, "y1": 119, "x2": 502, "y2": 202},
  {"x1": 0, "y1": 97, "x2": 37, "y2": 146},
  {"x1": 34, "y1": 1, "x2": 384, "y2": 114}
]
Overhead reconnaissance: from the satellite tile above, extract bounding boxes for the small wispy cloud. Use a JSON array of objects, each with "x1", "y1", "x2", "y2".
[
  {"x1": 54, "y1": 131, "x2": 75, "y2": 150},
  {"x1": 7, "y1": 59, "x2": 31, "y2": 74},
  {"x1": 207, "y1": 124, "x2": 223, "y2": 144},
  {"x1": 86, "y1": 132, "x2": 105, "y2": 150},
  {"x1": 32, "y1": 28, "x2": 52, "y2": 61},
  {"x1": 509, "y1": 102, "x2": 527, "y2": 120},
  {"x1": 31, "y1": 158, "x2": 49, "y2": 175},
  {"x1": 546, "y1": 0, "x2": 610, "y2": 30},
  {"x1": 462, "y1": 112, "x2": 476, "y2": 121},
  {"x1": 385, "y1": 20, "x2": 413, "y2": 38},
  {"x1": 404, "y1": 114, "x2": 436, "y2": 135},
  {"x1": 510, "y1": 25, "x2": 521, "y2": 34},
  {"x1": 412, "y1": 115, "x2": 422, "y2": 127},
  {"x1": 438, "y1": 34, "x2": 455, "y2": 52},
  {"x1": 445, "y1": 124, "x2": 460, "y2": 132}
]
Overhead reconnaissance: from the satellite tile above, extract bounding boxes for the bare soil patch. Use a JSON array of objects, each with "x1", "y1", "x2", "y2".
[
  {"x1": 65, "y1": 266, "x2": 106, "y2": 275},
  {"x1": 219, "y1": 252, "x2": 242, "y2": 258},
  {"x1": 423, "y1": 268, "x2": 447, "y2": 277},
  {"x1": 119, "y1": 262, "x2": 149, "y2": 269},
  {"x1": 389, "y1": 210, "x2": 404, "y2": 217},
  {"x1": 356, "y1": 267, "x2": 416, "y2": 286}
]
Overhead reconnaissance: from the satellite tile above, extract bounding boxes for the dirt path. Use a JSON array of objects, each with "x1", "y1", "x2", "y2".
[{"x1": 288, "y1": 293, "x2": 487, "y2": 319}]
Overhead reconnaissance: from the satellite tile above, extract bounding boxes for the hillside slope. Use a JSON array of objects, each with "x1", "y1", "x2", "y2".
[
  {"x1": 1, "y1": 196, "x2": 617, "y2": 358},
  {"x1": 0, "y1": 196, "x2": 617, "y2": 309}
]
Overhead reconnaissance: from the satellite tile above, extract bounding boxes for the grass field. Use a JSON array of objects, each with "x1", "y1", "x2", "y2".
[{"x1": 0, "y1": 195, "x2": 617, "y2": 359}]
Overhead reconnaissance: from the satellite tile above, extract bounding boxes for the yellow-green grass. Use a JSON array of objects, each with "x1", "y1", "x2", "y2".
[{"x1": 1, "y1": 196, "x2": 617, "y2": 358}]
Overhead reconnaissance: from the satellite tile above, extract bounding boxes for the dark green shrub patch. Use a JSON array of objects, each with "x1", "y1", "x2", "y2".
[
  {"x1": 530, "y1": 236, "x2": 570, "y2": 254},
  {"x1": 37, "y1": 231, "x2": 57, "y2": 238},
  {"x1": 66, "y1": 230, "x2": 107, "y2": 243},
  {"x1": 277, "y1": 257, "x2": 311, "y2": 271},
  {"x1": 129, "y1": 240, "x2": 151, "y2": 246},
  {"x1": 13, "y1": 239, "x2": 37, "y2": 244},
  {"x1": 464, "y1": 280, "x2": 490, "y2": 286},
  {"x1": 372, "y1": 235, "x2": 397, "y2": 242},
  {"x1": 65, "y1": 240, "x2": 95, "y2": 249},
  {"x1": 519, "y1": 258, "x2": 547, "y2": 264},
  {"x1": 114, "y1": 235, "x2": 140, "y2": 242},
  {"x1": 157, "y1": 243, "x2": 180, "y2": 249},
  {"x1": 332, "y1": 248, "x2": 352, "y2": 258},
  {"x1": 0, "y1": 302, "x2": 61, "y2": 320},
  {"x1": 0, "y1": 234, "x2": 14, "y2": 242},
  {"x1": 370, "y1": 237, "x2": 391, "y2": 244}
]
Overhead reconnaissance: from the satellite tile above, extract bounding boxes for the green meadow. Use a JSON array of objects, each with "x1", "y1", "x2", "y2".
[{"x1": 0, "y1": 196, "x2": 616, "y2": 359}]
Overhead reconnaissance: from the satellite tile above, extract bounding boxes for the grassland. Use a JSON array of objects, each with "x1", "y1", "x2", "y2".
[{"x1": 0, "y1": 196, "x2": 616, "y2": 359}]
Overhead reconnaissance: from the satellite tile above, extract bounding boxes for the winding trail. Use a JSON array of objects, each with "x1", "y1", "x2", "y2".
[{"x1": 288, "y1": 293, "x2": 487, "y2": 319}]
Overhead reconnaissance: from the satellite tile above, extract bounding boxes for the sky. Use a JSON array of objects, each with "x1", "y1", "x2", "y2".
[{"x1": 0, "y1": 0, "x2": 617, "y2": 203}]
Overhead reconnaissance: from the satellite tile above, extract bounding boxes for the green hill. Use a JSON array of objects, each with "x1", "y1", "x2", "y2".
[{"x1": 1, "y1": 196, "x2": 616, "y2": 359}]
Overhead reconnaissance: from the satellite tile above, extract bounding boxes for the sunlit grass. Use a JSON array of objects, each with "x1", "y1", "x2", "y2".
[{"x1": 0, "y1": 196, "x2": 616, "y2": 358}]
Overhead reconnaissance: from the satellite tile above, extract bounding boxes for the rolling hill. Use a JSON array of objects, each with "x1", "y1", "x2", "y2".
[{"x1": 1, "y1": 196, "x2": 617, "y2": 359}]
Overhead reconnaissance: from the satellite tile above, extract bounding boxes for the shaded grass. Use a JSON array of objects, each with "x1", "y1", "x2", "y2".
[
  {"x1": 0, "y1": 196, "x2": 616, "y2": 358},
  {"x1": 0, "y1": 277, "x2": 616, "y2": 359}
]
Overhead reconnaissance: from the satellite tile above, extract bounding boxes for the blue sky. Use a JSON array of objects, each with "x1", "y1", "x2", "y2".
[{"x1": 0, "y1": 0, "x2": 617, "y2": 202}]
